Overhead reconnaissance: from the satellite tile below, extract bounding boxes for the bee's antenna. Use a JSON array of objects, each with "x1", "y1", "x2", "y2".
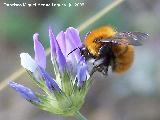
[{"x1": 67, "y1": 47, "x2": 81, "y2": 56}]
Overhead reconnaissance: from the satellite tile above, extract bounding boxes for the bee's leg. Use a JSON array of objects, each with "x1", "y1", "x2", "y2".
[
  {"x1": 90, "y1": 58, "x2": 109, "y2": 76},
  {"x1": 90, "y1": 66, "x2": 98, "y2": 76},
  {"x1": 90, "y1": 64, "x2": 102, "y2": 76},
  {"x1": 90, "y1": 45, "x2": 112, "y2": 76},
  {"x1": 93, "y1": 58, "x2": 104, "y2": 65},
  {"x1": 101, "y1": 66, "x2": 108, "y2": 76},
  {"x1": 90, "y1": 58, "x2": 103, "y2": 75},
  {"x1": 90, "y1": 64, "x2": 108, "y2": 76}
]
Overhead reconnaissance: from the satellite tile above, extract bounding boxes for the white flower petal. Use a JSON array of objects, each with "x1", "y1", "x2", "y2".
[{"x1": 20, "y1": 53, "x2": 38, "y2": 72}]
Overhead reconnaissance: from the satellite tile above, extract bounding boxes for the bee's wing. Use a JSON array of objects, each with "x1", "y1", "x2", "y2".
[{"x1": 99, "y1": 32, "x2": 149, "y2": 46}]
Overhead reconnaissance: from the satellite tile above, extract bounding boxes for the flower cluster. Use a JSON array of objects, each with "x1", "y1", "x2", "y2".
[{"x1": 9, "y1": 27, "x2": 91, "y2": 117}]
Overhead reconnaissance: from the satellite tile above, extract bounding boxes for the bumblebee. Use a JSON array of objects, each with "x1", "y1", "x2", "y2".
[{"x1": 69, "y1": 26, "x2": 149, "y2": 75}]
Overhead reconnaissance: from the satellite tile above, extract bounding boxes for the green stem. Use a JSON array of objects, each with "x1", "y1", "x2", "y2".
[{"x1": 74, "y1": 111, "x2": 88, "y2": 120}]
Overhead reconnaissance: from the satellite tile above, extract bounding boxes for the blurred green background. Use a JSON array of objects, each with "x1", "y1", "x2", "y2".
[{"x1": 1, "y1": 0, "x2": 160, "y2": 120}]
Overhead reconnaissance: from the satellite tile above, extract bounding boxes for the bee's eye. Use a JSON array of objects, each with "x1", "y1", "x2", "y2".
[{"x1": 80, "y1": 48, "x2": 85, "y2": 55}]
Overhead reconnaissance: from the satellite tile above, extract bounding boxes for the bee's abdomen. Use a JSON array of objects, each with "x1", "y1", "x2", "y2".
[{"x1": 112, "y1": 45, "x2": 134, "y2": 74}]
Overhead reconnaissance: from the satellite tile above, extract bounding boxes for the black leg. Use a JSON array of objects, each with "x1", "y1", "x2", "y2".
[
  {"x1": 89, "y1": 45, "x2": 113, "y2": 76},
  {"x1": 90, "y1": 60, "x2": 109, "y2": 76}
]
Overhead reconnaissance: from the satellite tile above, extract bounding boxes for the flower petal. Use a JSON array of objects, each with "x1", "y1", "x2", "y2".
[
  {"x1": 56, "y1": 31, "x2": 66, "y2": 57},
  {"x1": 76, "y1": 59, "x2": 89, "y2": 87},
  {"x1": 65, "y1": 27, "x2": 82, "y2": 62},
  {"x1": 38, "y1": 67, "x2": 61, "y2": 92},
  {"x1": 66, "y1": 27, "x2": 82, "y2": 47},
  {"x1": 33, "y1": 33, "x2": 46, "y2": 69},
  {"x1": 56, "y1": 44, "x2": 66, "y2": 73},
  {"x1": 20, "y1": 53, "x2": 38, "y2": 73},
  {"x1": 49, "y1": 26, "x2": 57, "y2": 58},
  {"x1": 49, "y1": 27, "x2": 66, "y2": 73},
  {"x1": 9, "y1": 81, "x2": 40, "y2": 103}
]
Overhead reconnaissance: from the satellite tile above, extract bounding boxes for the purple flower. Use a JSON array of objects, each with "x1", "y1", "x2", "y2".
[
  {"x1": 9, "y1": 81, "x2": 40, "y2": 103},
  {"x1": 56, "y1": 27, "x2": 82, "y2": 59},
  {"x1": 38, "y1": 66, "x2": 61, "y2": 92},
  {"x1": 33, "y1": 33, "x2": 46, "y2": 69},
  {"x1": 53, "y1": 27, "x2": 84, "y2": 76},
  {"x1": 20, "y1": 33, "x2": 46, "y2": 73},
  {"x1": 65, "y1": 27, "x2": 82, "y2": 61},
  {"x1": 20, "y1": 27, "x2": 89, "y2": 87},
  {"x1": 10, "y1": 26, "x2": 91, "y2": 116},
  {"x1": 76, "y1": 58, "x2": 89, "y2": 87},
  {"x1": 49, "y1": 26, "x2": 89, "y2": 86},
  {"x1": 56, "y1": 31, "x2": 66, "y2": 56},
  {"x1": 49, "y1": 27, "x2": 66, "y2": 73}
]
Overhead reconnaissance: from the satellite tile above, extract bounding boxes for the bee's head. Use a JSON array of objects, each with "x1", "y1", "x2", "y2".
[
  {"x1": 67, "y1": 45, "x2": 91, "y2": 60},
  {"x1": 79, "y1": 47, "x2": 89, "y2": 57}
]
